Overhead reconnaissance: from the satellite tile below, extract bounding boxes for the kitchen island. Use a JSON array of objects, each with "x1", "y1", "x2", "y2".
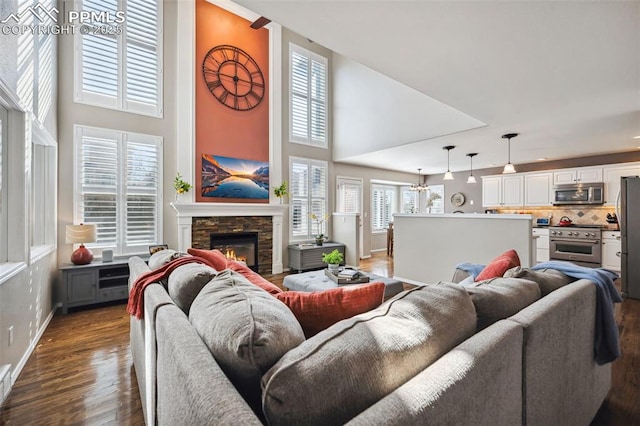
[{"x1": 393, "y1": 213, "x2": 534, "y2": 285}]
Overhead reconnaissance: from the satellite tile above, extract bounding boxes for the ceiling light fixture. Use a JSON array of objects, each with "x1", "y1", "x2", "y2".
[
  {"x1": 466, "y1": 153, "x2": 478, "y2": 184},
  {"x1": 501, "y1": 133, "x2": 518, "y2": 174},
  {"x1": 634, "y1": 135, "x2": 640, "y2": 139},
  {"x1": 410, "y1": 168, "x2": 428, "y2": 192},
  {"x1": 443, "y1": 145, "x2": 455, "y2": 180}
]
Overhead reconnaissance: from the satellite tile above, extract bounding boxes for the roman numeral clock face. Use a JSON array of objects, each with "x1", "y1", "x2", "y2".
[{"x1": 202, "y1": 45, "x2": 265, "y2": 111}]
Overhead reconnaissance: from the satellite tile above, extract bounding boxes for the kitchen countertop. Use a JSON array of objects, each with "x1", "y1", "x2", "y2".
[{"x1": 532, "y1": 224, "x2": 620, "y2": 231}]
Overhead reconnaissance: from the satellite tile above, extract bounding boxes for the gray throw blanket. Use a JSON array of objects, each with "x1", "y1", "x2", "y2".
[{"x1": 532, "y1": 261, "x2": 622, "y2": 365}]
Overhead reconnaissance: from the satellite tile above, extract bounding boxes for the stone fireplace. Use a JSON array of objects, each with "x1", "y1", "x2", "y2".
[{"x1": 171, "y1": 203, "x2": 286, "y2": 274}]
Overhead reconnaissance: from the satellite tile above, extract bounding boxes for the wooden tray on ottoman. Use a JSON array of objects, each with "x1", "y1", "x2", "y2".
[{"x1": 324, "y1": 269, "x2": 370, "y2": 285}]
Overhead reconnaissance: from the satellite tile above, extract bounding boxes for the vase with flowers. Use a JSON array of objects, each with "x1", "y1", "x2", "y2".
[
  {"x1": 310, "y1": 213, "x2": 329, "y2": 245},
  {"x1": 174, "y1": 173, "x2": 192, "y2": 202},
  {"x1": 425, "y1": 191, "x2": 442, "y2": 214}
]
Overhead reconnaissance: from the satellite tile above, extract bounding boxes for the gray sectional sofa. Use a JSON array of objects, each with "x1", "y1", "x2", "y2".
[{"x1": 128, "y1": 256, "x2": 612, "y2": 425}]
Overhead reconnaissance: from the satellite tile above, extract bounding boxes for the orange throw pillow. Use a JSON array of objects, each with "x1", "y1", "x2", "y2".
[
  {"x1": 276, "y1": 282, "x2": 385, "y2": 338},
  {"x1": 187, "y1": 248, "x2": 228, "y2": 271},
  {"x1": 475, "y1": 249, "x2": 521, "y2": 281},
  {"x1": 226, "y1": 259, "x2": 283, "y2": 296}
]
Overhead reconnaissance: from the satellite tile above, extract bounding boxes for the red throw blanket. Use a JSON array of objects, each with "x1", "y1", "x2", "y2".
[{"x1": 127, "y1": 256, "x2": 215, "y2": 319}]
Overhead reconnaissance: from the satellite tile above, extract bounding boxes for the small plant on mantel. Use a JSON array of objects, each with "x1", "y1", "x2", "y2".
[
  {"x1": 174, "y1": 173, "x2": 192, "y2": 202},
  {"x1": 274, "y1": 181, "x2": 288, "y2": 203}
]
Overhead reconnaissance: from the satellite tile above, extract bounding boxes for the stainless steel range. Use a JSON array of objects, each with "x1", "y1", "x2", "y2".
[{"x1": 549, "y1": 225, "x2": 602, "y2": 267}]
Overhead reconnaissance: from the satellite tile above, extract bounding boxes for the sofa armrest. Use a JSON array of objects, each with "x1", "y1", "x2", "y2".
[
  {"x1": 507, "y1": 280, "x2": 611, "y2": 425},
  {"x1": 347, "y1": 320, "x2": 523, "y2": 425},
  {"x1": 155, "y1": 305, "x2": 262, "y2": 425}
]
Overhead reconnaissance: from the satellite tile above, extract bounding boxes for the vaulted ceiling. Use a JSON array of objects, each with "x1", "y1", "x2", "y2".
[{"x1": 236, "y1": 0, "x2": 640, "y2": 175}]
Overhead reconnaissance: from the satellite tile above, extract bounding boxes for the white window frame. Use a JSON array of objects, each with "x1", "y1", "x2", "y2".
[
  {"x1": 289, "y1": 43, "x2": 328, "y2": 148},
  {"x1": 30, "y1": 120, "x2": 57, "y2": 262},
  {"x1": 73, "y1": 0, "x2": 164, "y2": 118},
  {"x1": 289, "y1": 156, "x2": 328, "y2": 242},
  {"x1": 0, "y1": 104, "x2": 8, "y2": 264},
  {"x1": 426, "y1": 184, "x2": 445, "y2": 214},
  {"x1": 371, "y1": 184, "x2": 396, "y2": 233},
  {"x1": 400, "y1": 186, "x2": 419, "y2": 214},
  {"x1": 73, "y1": 125, "x2": 163, "y2": 257}
]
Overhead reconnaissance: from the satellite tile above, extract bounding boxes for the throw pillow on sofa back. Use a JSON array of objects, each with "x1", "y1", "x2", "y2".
[
  {"x1": 189, "y1": 270, "x2": 305, "y2": 416},
  {"x1": 167, "y1": 262, "x2": 217, "y2": 314},
  {"x1": 475, "y1": 249, "x2": 521, "y2": 281}
]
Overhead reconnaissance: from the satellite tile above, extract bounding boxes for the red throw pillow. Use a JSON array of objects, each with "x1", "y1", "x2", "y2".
[
  {"x1": 187, "y1": 248, "x2": 228, "y2": 271},
  {"x1": 475, "y1": 249, "x2": 521, "y2": 281},
  {"x1": 276, "y1": 282, "x2": 385, "y2": 338},
  {"x1": 226, "y1": 260, "x2": 283, "y2": 296}
]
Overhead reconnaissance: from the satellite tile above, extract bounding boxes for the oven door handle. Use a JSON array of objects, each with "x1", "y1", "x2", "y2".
[{"x1": 550, "y1": 238, "x2": 600, "y2": 245}]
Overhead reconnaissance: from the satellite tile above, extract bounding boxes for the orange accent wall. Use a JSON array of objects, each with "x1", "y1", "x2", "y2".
[{"x1": 195, "y1": 0, "x2": 270, "y2": 203}]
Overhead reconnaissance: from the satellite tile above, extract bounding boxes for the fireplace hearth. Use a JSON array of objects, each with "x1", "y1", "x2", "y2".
[{"x1": 210, "y1": 232, "x2": 259, "y2": 273}]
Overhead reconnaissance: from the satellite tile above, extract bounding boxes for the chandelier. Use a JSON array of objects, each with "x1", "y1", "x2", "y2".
[{"x1": 410, "y1": 168, "x2": 428, "y2": 192}]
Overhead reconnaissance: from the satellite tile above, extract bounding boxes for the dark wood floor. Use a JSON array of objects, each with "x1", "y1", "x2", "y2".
[{"x1": 1, "y1": 253, "x2": 638, "y2": 424}]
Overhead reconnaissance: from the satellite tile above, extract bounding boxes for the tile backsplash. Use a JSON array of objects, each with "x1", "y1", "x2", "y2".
[{"x1": 496, "y1": 206, "x2": 617, "y2": 226}]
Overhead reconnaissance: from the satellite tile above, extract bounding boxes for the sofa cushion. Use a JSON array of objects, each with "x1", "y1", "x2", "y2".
[
  {"x1": 187, "y1": 248, "x2": 228, "y2": 271},
  {"x1": 504, "y1": 266, "x2": 573, "y2": 296},
  {"x1": 148, "y1": 249, "x2": 181, "y2": 270},
  {"x1": 476, "y1": 249, "x2": 521, "y2": 281},
  {"x1": 464, "y1": 277, "x2": 541, "y2": 330},
  {"x1": 189, "y1": 270, "x2": 305, "y2": 414},
  {"x1": 167, "y1": 263, "x2": 218, "y2": 313},
  {"x1": 261, "y1": 283, "x2": 477, "y2": 426},
  {"x1": 276, "y1": 282, "x2": 385, "y2": 338}
]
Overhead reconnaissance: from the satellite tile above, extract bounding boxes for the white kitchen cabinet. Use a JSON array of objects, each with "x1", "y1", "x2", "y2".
[
  {"x1": 603, "y1": 163, "x2": 640, "y2": 206},
  {"x1": 532, "y1": 227, "x2": 550, "y2": 262},
  {"x1": 553, "y1": 167, "x2": 602, "y2": 185},
  {"x1": 482, "y1": 175, "x2": 523, "y2": 207},
  {"x1": 601, "y1": 231, "x2": 621, "y2": 271},
  {"x1": 525, "y1": 172, "x2": 553, "y2": 206}
]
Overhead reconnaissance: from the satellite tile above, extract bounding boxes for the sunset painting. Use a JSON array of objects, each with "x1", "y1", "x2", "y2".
[{"x1": 201, "y1": 154, "x2": 269, "y2": 199}]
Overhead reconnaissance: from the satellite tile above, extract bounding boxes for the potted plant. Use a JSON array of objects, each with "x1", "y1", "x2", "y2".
[
  {"x1": 274, "y1": 181, "x2": 288, "y2": 204},
  {"x1": 310, "y1": 213, "x2": 329, "y2": 245},
  {"x1": 322, "y1": 249, "x2": 344, "y2": 274},
  {"x1": 174, "y1": 173, "x2": 192, "y2": 202}
]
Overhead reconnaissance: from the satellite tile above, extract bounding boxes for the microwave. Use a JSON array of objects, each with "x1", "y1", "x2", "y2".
[{"x1": 552, "y1": 182, "x2": 604, "y2": 205}]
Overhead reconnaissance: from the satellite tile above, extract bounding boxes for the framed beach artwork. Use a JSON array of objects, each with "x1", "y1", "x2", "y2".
[{"x1": 201, "y1": 154, "x2": 269, "y2": 199}]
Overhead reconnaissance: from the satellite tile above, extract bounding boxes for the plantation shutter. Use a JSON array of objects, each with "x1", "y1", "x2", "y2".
[
  {"x1": 372, "y1": 185, "x2": 395, "y2": 231},
  {"x1": 125, "y1": 0, "x2": 160, "y2": 110},
  {"x1": 76, "y1": 0, "x2": 162, "y2": 116},
  {"x1": 289, "y1": 44, "x2": 328, "y2": 147},
  {"x1": 337, "y1": 181, "x2": 360, "y2": 214},
  {"x1": 80, "y1": 0, "x2": 118, "y2": 103},
  {"x1": 290, "y1": 158, "x2": 309, "y2": 238},
  {"x1": 401, "y1": 187, "x2": 418, "y2": 213},
  {"x1": 310, "y1": 161, "x2": 327, "y2": 236},
  {"x1": 76, "y1": 126, "x2": 162, "y2": 255},
  {"x1": 125, "y1": 137, "x2": 160, "y2": 247},
  {"x1": 79, "y1": 130, "x2": 119, "y2": 245}
]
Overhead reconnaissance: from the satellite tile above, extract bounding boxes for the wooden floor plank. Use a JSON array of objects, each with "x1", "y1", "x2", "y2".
[{"x1": 0, "y1": 253, "x2": 637, "y2": 424}]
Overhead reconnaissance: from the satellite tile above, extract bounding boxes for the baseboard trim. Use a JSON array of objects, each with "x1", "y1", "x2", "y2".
[
  {"x1": 370, "y1": 249, "x2": 387, "y2": 253},
  {"x1": 0, "y1": 364, "x2": 11, "y2": 403},
  {"x1": 11, "y1": 305, "x2": 57, "y2": 385},
  {"x1": 359, "y1": 255, "x2": 371, "y2": 259}
]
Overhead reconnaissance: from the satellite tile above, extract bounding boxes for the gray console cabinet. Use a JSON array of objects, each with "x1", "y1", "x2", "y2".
[
  {"x1": 288, "y1": 242, "x2": 346, "y2": 272},
  {"x1": 59, "y1": 259, "x2": 131, "y2": 314}
]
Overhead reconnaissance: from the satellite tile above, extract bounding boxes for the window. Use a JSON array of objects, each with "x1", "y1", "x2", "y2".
[
  {"x1": 336, "y1": 178, "x2": 361, "y2": 213},
  {"x1": 74, "y1": 125, "x2": 163, "y2": 256},
  {"x1": 290, "y1": 157, "x2": 328, "y2": 240},
  {"x1": 0, "y1": 105, "x2": 7, "y2": 262},
  {"x1": 400, "y1": 187, "x2": 419, "y2": 214},
  {"x1": 75, "y1": 0, "x2": 163, "y2": 117},
  {"x1": 31, "y1": 127, "x2": 57, "y2": 251},
  {"x1": 289, "y1": 43, "x2": 328, "y2": 148},
  {"x1": 371, "y1": 185, "x2": 395, "y2": 232},
  {"x1": 426, "y1": 184, "x2": 445, "y2": 214}
]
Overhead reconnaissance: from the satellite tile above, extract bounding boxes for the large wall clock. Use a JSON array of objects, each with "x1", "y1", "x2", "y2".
[{"x1": 202, "y1": 44, "x2": 265, "y2": 111}]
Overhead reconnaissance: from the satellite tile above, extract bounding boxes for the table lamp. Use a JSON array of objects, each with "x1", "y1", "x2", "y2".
[{"x1": 66, "y1": 224, "x2": 97, "y2": 265}]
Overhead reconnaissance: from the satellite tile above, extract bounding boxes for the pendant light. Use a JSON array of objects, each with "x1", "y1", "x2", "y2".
[
  {"x1": 443, "y1": 146, "x2": 455, "y2": 180},
  {"x1": 410, "y1": 168, "x2": 428, "y2": 192},
  {"x1": 466, "y1": 153, "x2": 478, "y2": 183},
  {"x1": 502, "y1": 133, "x2": 518, "y2": 174}
]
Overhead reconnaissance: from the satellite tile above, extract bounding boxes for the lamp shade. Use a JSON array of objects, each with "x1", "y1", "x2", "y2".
[
  {"x1": 66, "y1": 224, "x2": 96, "y2": 265},
  {"x1": 65, "y1": 224, "x2": 97, "y2": 244}
]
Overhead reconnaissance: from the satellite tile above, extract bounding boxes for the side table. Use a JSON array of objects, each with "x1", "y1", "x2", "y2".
[{"x1": 288, "y1": 242, "x2": 346, "y2": 273}]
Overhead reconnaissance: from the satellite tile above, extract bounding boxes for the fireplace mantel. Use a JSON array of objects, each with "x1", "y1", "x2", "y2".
[
  {"x1": 170, "y1": 202, "x2": 288, "y2": 274},
  {"x1": 171, "y1": 202, "x2": 288, "y2": 217}
]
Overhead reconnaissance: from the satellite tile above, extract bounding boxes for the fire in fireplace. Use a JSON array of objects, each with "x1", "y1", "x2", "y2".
[{"x1": 210, "y1": 232, "x2": 259, "y2": 273}]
